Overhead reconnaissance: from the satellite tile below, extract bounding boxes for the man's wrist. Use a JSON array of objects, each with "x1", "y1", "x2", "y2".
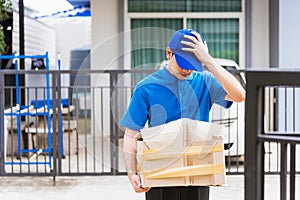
[
  {"x1": 128, "y1": 172, "x2": 137, "y2": 175},
  {"x1": 127, "y1": 172, "x2": 138, "y2": 180}
]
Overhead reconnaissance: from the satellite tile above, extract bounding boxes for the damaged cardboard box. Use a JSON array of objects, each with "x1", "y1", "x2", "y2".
[{"x1": 136, "y1": 118, "x2": 225, "y2": 187}]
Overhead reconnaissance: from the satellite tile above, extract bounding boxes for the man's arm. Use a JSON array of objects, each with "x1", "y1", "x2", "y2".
[
  {"x1": 181, "y1": 33, "x2": 246, "y2": 103},
  {"x1": 123, "y1": 128, "x2": 150, "y2": 193},
  {"x1": 203, "y1": 59, "x2": 245, "y2": 102}
]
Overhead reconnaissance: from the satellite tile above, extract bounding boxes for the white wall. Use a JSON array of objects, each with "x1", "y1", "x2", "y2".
[
  {"x1": 13, "y1": 12, "x2": 56, "y2": 103},
  {"x1": 40, "y1": 17, "x2": 91, "y2": 71},
  {"x1": 279, "y1": 0, "x2": 300, "y2": 68},
  {"x1": 250, "y1": 0, "x2": 300, "y2": 69},
  {"x1": 13, "y1": 12, "x2": 56, "y2": 68},
  {"x1": 91, "y1": 0, "x2": 120, "y2": 136},
  {"x1": 91, "y1": 0, "x2": 119, "y2": 71},
  {"x1": 251, "y1": 0, "x2": 269, "y2": 69},
  {"x1": 40, "y1": 17, "x2": 91, "y2": 99},
  {"x1": 278, "y1": 0, "x2": 300, "y2": 132}
]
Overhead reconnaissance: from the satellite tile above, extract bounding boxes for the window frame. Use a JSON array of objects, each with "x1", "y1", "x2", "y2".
[{"x1": 124, "y1": 0, "x2": 245, "y2": 69}]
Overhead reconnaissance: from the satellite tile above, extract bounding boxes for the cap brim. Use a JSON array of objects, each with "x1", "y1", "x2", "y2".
[{"x1": 174, "y1": 51, "x2": 203, "y2": 71}]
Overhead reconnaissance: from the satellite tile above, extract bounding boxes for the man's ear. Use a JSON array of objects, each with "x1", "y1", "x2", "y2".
[{"x1": 166, "y1": 48, "x2": 173, "y2": 60}]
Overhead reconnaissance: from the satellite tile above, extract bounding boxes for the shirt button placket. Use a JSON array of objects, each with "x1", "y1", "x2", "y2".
[{"x1": 179, "y1": 81, "x2": 185, "y2": 112}]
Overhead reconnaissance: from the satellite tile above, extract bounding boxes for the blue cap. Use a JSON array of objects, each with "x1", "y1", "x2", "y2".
[{"x1": 168, "y1": 29, "x2": 206, "y2": 71}]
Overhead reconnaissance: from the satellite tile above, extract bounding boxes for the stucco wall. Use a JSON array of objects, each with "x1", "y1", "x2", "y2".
[
  {"x1": 13, "y1": 12, "x2": 57, "y2": 103},
  {"x1": 278, "y1": 0, "x2": 300, "y2": 132},
  {"x1": 91, "y1": 0, "x2": 119, "y2": 70},
  {"x1": 91, "y1": 0, "x2": 120, "y2": 137},
  {"x1": 251, "y1": 0, "x2": 269, "y2": 68},
  {"x1": 41, "y1": 17, "x2": 91, "y2": 99},
  {"x1": 279, "y1": 0, "x2": 300, "y2": 68}
]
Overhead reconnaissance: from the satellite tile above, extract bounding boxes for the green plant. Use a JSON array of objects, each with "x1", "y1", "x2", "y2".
[{"x1": 0, "y1": 0, "x2": 12, "y2": 53}]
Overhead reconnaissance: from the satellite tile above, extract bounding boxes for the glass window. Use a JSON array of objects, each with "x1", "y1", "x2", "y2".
[
  {"x1": 131, "y1": 19, "x2": 182, "y2": 84},
  {"x1": 131, "y1": 19, "x2": 182, "y2": 70},
  {"x1": 188, "y1": 19, "x2": 239, "y2": 63},
  {"x1": 128, "y1": 0, "x2": 242, "y2": 13}
]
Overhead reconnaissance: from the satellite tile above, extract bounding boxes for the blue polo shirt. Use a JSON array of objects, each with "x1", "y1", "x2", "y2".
[{"x1": 120, "y1": 67, "x2": 232, "y2": 131}]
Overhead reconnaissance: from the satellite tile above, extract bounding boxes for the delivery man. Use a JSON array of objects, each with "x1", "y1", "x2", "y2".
[{"x1": 120, "y1": 29, "x2": 245, "y2": 200}]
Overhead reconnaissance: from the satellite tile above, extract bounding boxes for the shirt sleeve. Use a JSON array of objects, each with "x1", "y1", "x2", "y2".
[
  {"x1": 202, "y1": 72, "x2": 233, "y2": 109},
  {"x1": 119, "y1": 86, "x2": 149, "y2": 131}
]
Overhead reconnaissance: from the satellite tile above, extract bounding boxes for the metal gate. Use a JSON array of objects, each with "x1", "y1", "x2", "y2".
[
  {"x1": 0, "y1": 70, "x2": 126, "y2": 185},
  {"x1": 0, "y1": 67, "x2": 247, "y2": 181},
  {"x1": 0, "y1": 69, "x2": 158, "y2": 183},
  {"x1": 245, "y1": 70, "x2": 300, "y2": 200},
  {"x1": 0, "y1": 67, "x2": 279, "y2": 184}
]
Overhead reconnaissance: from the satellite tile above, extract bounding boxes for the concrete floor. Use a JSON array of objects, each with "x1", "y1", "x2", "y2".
[
  {"x1": 2, "y1": 131, "x2": 299, "y2": 200},
  {"x1": 0, "y1": 175, "x2": 299, "y2": 200}
]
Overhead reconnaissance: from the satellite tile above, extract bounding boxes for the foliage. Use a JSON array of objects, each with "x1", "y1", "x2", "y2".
[{"x1": 0, "y1": 0, "x2": 12, "y2": 53}]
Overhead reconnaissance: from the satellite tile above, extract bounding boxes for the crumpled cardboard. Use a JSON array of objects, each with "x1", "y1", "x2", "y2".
[{"x1": 136, "y1": 118, "x2": 225, "y2": 187}]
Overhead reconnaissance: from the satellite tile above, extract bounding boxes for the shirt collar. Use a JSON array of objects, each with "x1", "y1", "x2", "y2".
[
  {"x1": 185, "y1": 72, "x2": 194, "y2": 81},
  {"x1": 162, "y1": 64, "x2": 194, "y2": 81},
  {"x1": 162, "y1": 65, "x2": 177, "y2": 81}
]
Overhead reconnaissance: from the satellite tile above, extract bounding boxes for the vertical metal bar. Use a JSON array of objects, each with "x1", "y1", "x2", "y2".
[
  {"x1": 110, "y1": 72, "x2": 118, "y2": 175},
  {"x1": 52, "y1": 72, "x2": 57, "y2": 176},
  {"x1": 115, "y1": 74, "x2": 120, "y2": 174},
  {"x1": 18, "y1": 0, "x2": 25, "y2": 108},
  {"x1": 277, "y1": 141, "x2": 280, "y2": 172},
  {"x1": 274, "y1": 87, "x2": 280, "y2": 172},
  {"x1": 10, "y1": 88, "x2": 14, "y2": 172},
  {"x1": 52, "y1": 71, "x2": 58, "y2": 186},
  {"x1": 14, "y1": 61, "x2": 21, "y2": 158},
  {"x1": 292, "y1": 88, "x2": 295, "y2": 132},
  {"x1": 245, "y1": 73, "x2": 264, "y2": 200},
  {"x1": 0, "y1": 72, "x2": 5, "y2": 174},
  {"x1": 290, "y1": 87, "x2": 296, "y2": 200},
  {"x1": 258, "y1": 86, "x2": 265, "y2": 200},
  {"x1": 116, "y1": 76, "x2": 120, "y2": 173},
  {"x1": 289, "y1": 144, "x2": 296, "y2": 200},
  {"x1": 75, "y1": 87, "x2": 80, "y2": 172},
  {"x1": 227, "y1": 108, "x2": 231, "y2": 172},
  {"x1": 245, "y1": 74, "x2": 255, "y2": 200},
  {"x1": 280, "y1": 142, "x2": 287, "y2": 200},
  {"x1": 34, "y1": 87, "x2": 39, "y2": 173},
  {"x1": 110, "y1": 72, "x2": 115, "y2": 175},
  {"x1": 15, "y1": 65, "x2": 23, "y2": 173},
  {"x1": 284, "y1": 88, "x2": 287, "y2": 132},
  {"x1": 267, "y1": 88, "x2": 271, "y2": 172},
  {"x1": 84, "y1": 87, "x2": 87, "y2": 173},
  {"x1": 101, "y1": 87, "x2": 104, "y2": 173},
  {"x1": 92, "y1": 87, "x2": 96, "y2": 172},
  {"x1": 269, "y1": 0, "x2": 280, "y2": 68},
  {"x1": 56, "y1": 70, "x2": 63, "y2": 173},
  {"x1": 257, "y1": 140, "x2": 265, "y2": 200},
  {"x1": 18, "y1": 0, "x2": 25, "y2": 65},
  {"x1": 267, "y1": 141, "x2": 271, "y2": 173},
  {"x1": 46, "y1": 54, "x2": 53, "y2": 171},
  {"x1": 67, "y1": 88, "x2": 72, "y2": 173},
  {"x1": 245, "y1": 0, "x2": 252, "y2": 67},
  {"x1": 26, "y1": 83, "x2": 31, "y2": 174},
  {"x1": 273, "y1": 87, "x2": 278, "y2": 131},
  {"x1": 43, "y1": 86, "x2": 47, "y2": 173}
]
